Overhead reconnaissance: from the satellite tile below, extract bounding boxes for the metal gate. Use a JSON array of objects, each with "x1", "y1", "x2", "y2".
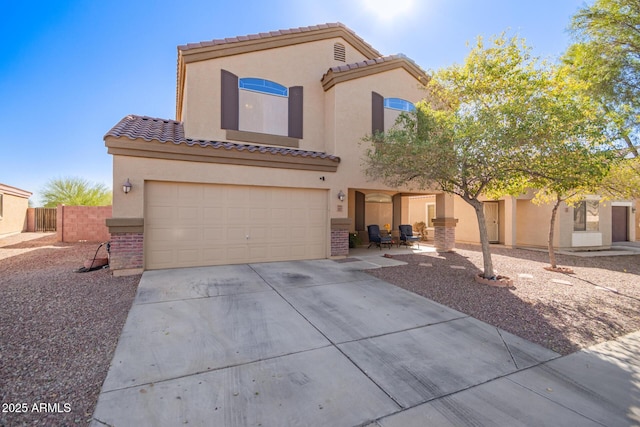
[{"x1": 35, "y1": 208, "x2": 57, "y2": 232}]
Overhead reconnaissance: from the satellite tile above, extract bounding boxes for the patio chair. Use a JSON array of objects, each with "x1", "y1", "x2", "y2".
[
  {"x1": 367, "y1": 224, "x2": 392, "y2": 250},
  {"x1": 399, "y1": 224, "x2": 420, "y2": 248}
]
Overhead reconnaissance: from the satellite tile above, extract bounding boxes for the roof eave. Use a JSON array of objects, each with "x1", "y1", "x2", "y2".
[
  {"x1": 105, "y1": 136, "x2": 340, "y2": 173},
  {"x1": 321, "y1": 57, "x2": 430, "y2": 91}
]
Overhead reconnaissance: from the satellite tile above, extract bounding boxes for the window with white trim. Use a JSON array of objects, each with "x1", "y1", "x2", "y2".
[
  {"x1": 221, "y1": 70, "x2": 303, "y2": 143},
  {"x1": 239, "y1": 77, "x2": 289, "y2": 136},
  {"x1": 384, "y1": 97, "x2": 415, "y2": 131},
  {"x1": 573, "y1": 200, "x2": 599, "y2": 231}
]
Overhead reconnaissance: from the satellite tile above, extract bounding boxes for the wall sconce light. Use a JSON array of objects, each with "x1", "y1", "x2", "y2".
[
  {"x1": 632, "y1": 207, "x2": 637, "y2": 214},
  {"x1": 122, "y1": 178, "x2": 132, "y2": 194},
  {"x1": 337, "y1": 190, "x2": 345, "y2": 202}
]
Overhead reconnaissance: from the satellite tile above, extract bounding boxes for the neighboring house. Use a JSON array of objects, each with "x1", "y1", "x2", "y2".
[
  {"x1": 104, "y1": 23, "x2": 457, "y2": 275},
  {"x1": 0, "y1": 183, "x2": 32, "y2": 238},
  {"x1": 452, "y1": 194, "x2": 636, "y2": 250}
]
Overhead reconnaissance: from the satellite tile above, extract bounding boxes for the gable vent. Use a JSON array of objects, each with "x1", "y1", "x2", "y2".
[{"x1": 334, "y1": 43, "x2": 346, "y2": 62}]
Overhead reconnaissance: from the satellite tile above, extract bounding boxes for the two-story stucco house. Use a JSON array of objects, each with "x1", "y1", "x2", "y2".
[
  {"x1": 105, "y1": 23, "x2": 639, "y2": 276},
  {"x1": 104, "y1": 23, "x2": 458, "y2": 275}
]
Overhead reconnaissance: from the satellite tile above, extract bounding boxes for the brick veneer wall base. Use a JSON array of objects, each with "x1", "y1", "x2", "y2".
[
  {"x1": 331, "y1": 229, "x2": 349, "y2": 256},
  {"x1": 434, "y1": 226, "x2": 456, "y2": 252},
  {"x1": 57, "y1": 205, "x2": 112, "y2": 243},
  {"x1": 109, "y1": 232, "x2": 144, "y2": 271}
]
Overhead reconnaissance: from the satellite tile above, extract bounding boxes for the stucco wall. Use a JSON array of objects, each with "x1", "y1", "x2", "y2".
[
  {"x1": 515, "y1": 200, "x2": 557, "y2": 248},
  {"x1": 636, "y1": 201, "x2": 640, "y2": 241},
  {"x1": 111, "y1": 61, "x2": 437, "y2": 227},
  {"x1": 452, "y1": 196, "x2": 480, "y2": 244},
  {"x1": 182, "y1": 37, "x2": 370, "y2": 153},
  {"x1": 0, "y1": 193, "x2": 29, "y2": 237}
]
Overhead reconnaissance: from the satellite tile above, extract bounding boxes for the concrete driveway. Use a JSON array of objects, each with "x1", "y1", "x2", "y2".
[{"x1": 92, "y1": 259, "x2": 639, "y2": 426}]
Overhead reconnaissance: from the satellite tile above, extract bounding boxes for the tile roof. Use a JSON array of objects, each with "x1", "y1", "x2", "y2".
[
  {"x1": 320, "y1": 54, "x2": 430, "y2": 91},
  {"x1": 326, "y1": 54, "x2": 424, "y2": 75},
  {"x1": 105, "y1": 115, "x2": 340, "y2": 162},
  {"x1": 177, "y1": 23, "x2": 379, "y2": 56}
]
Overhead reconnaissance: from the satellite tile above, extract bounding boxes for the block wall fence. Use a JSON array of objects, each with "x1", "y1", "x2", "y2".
[{"x1": 56, "y1": 205, "x2": 112, "y2": 243}]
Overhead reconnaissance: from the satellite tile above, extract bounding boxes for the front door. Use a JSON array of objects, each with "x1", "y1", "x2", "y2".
[
  {"x1": 612, "y1": 206, "x2": 629, "y2": 242},
  {"x1": 484, "y1": 202, "x2": 499, "y2": 243}
]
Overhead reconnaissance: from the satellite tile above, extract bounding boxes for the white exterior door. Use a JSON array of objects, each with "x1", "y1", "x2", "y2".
[
  {"x1": 145, "y1": 181, "x2": 327, "y2": 270},
  {"x1": 484, "y1": 202, "x2": 499, "y2": 243}
]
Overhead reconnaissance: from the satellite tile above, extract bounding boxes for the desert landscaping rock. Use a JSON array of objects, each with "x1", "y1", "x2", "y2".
[
  {"x1": 367, "y1": 243, "x2": 640, "y2": 356},
  {"x1": 0, "y1": 234, "x2": 139, "y2": 427}
]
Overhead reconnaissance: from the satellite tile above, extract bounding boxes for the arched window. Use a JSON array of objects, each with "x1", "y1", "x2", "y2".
[
  {"x1": 383, "y1": 97, "x2": 415, "y2": 112},
  {"x1": 238, "y1": 77, "x2": 290, "y2": 136},
  {"x1": 239, "y1": 78, "x2": 288, "y2": 97},
  {"x1": 221, "y1": 70, "x2": 303, "y2": 143},
  {"x1": 383, "y1": 97, "x2": 415, "y2": 131},
  {"x1": 372, "y1": 93, "x2": 417, "y2": 134}
]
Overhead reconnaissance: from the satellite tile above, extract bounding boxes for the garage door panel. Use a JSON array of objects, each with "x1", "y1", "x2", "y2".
[
  {"x1": 307, "y1": 226, "x2": 325, "y2": 239},
  {"x1": 146, "y1": 206, "x2": 176, "y2": 222},
  {"x1": 308, "y1": 208, "x2": 326, "y2": 223},
  {"x1": 178, "y1": 207, "x2": 199, "y2": 222},
  {"x1": 145, "y1": 182, "x2": 327, "y2": 269},
  {"x1": 177, "y1": 248, "x2": 199, "y2": 262},
  {"x1": 177, "y1": 184, "x2": 201, "y2": 201},
  {"x1": 147, "y1": 182, "x2": 176, "y2": 199},
  {"x1": 202, "y1": 247, "x2": 227, "y2": 262},
  {"x1": 227, "y1": 207, "x2": 247, "y2": 223},
  {"x1": 249, "y1": 208, "x2": 269, "y2": 222},
  {"x1": 202, "y1": 186, "x2": 225, "y2": 203},
  {"x1": 202, "y1": 207, "x2": 223, "y2": 222},
  {"x1": 174, "y1": 228, "x2": 201, "y2": 242},
  {"x1": 269, "y1": 226, "x2": 288, "y2": 239},
  {"x1": 147, "y1": 249, "x2": 173, "y2": 267},
  {"x1": 147, "y1": 227, "x2": 177, "y2": 242}
]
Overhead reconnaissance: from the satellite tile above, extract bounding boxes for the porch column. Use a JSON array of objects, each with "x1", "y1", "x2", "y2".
[
  {"x1": 105, "y1": 218, "x2": 144, "y2": 276},
  {"x1": 330, "y1": 218, "x2": 351, "y2": 257},
  {"x1": 504, "y1": 197, "x2": 517, "y2": 248},
  {"x1": 433, "y1": 193, "x2": 458, "y2": 252}
]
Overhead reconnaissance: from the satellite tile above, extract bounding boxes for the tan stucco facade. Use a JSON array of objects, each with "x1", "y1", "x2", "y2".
[
  {"x1": 108, "y1": 24, "x2": 638, "y2": 274},
  {"x1": 453, "y1": 193, "x2": 636, "y2": 251},
  {"x1": 0, "y1": 184, "x2": 31, "y2": 237},
  {"x1": 107, "y1": 24, "x2": 451, "y2": 273}
]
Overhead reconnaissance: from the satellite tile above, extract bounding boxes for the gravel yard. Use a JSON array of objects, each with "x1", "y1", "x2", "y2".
[
  {"x1": 367, "y1": 243, "x2": 640, "y2": 356},
  {"x1": 0, "y1": 234, "x2": 139, "y2": 427}
]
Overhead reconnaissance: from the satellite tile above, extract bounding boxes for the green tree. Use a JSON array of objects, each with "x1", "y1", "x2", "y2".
[
  {"x1": 565, "y1": 0, "x2": 640, "y2": 157},
  {"x1": 524, "y1": 65, "x2": 613, "y2": 269},
  {"x1": 364, "y1": 34, "x2": 609, "y2": 280},
  {"x1": 365, "y1": 35, "x2": 554, "y2": 279},
  {"x1": 599, "y1": 156, "x2": 640, "y2": 199},
  {"x1": 40, "y1": 177, "x2": 112, "y2": 207}
]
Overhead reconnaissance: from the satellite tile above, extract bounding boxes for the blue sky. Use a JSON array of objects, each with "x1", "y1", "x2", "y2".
[{"x1": 1, "y1": 0, "x2": 585, "y2": 205}]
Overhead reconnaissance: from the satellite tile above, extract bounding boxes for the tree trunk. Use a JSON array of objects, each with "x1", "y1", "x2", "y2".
[
  {"x1": 548, "y1": 196, "x2": 561, "y2": 269},
  {"x1": 622, "y1": 134, "x2": 639, "y2": 158},
  {"x1": 470, "y1": 199, "x2": 495, "y2": 279}
]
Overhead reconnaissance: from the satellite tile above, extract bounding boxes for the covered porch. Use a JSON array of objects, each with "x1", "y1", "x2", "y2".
[{"x1": 344, "y1": 188, "x2": 458, "y2": 253}]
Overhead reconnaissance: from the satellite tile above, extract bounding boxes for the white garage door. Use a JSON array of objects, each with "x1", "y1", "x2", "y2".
[{"x1": 145, "y1": 181, "x2": 328, "y2": 270}]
